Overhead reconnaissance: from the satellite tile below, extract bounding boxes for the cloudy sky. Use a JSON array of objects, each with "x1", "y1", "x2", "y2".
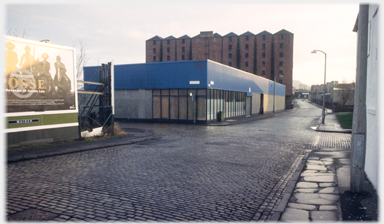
[{"x1": 4, "y1": 1, "x2": 362, "y2": 87}]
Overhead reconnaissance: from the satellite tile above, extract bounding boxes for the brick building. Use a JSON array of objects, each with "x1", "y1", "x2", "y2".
[{"x1": 146, "y1": 29, "x2": 294, "y2": 108}]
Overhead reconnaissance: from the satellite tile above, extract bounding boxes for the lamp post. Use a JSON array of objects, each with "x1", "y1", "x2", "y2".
[
  {"x1": 311, "y1": 50, "x2": 327, "y2": 124},
  {"x1": 273, "y1": 73, "x2": 283, "y2": 113}
]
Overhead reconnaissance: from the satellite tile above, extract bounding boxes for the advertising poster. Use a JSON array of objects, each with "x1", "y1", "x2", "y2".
[{"x1": 5, "y1": 36, "x2": 76, "y2": 113}]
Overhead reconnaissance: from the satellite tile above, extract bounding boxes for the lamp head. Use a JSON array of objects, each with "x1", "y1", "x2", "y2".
[{"x1": 311, "y1": 50, "x2": 317, "y2": 54}]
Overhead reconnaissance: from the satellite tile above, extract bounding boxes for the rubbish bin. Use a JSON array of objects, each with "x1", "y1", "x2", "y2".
[{"x1": 217, "y1": 111, "x2": 224, "y2": 122}]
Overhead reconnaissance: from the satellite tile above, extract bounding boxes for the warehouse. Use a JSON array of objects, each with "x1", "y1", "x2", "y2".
[{"x1": 83, "y1": 59, "x2": 285, "y2": 123}]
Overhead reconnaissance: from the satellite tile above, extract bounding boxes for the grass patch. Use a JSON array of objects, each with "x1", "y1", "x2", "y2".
[{"x1": 336, "y1": 112, "x2": 353, "y2": 129}]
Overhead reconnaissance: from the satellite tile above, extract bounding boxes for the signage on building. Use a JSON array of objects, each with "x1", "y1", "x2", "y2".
[
  {"x1": 189, "y1": 80, "x2": 200, "y2": 85},
  {"x1": 5, "y1": 36, "x2": 77, "y2": 114},
  {"x1": 8, "y1": 119, "x2": 39, "y2": 124}
]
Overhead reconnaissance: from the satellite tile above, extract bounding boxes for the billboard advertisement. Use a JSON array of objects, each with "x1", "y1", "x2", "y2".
[{"x1": 5, "y1": 36, "x2": 77, "y2": 114}]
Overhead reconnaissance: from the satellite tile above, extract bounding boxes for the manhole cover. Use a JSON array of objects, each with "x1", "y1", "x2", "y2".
[{"x1": 8, "y1": 209, "x2": 57, "y2": 221}]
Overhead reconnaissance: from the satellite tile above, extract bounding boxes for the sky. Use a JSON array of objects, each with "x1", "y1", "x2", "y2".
[{"x1": 3, "y1": 1, "x2": 364, "y2": 87}]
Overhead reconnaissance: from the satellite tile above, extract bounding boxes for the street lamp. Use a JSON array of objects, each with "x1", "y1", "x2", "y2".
[
  {"x1": 273, "y1": 72, "x2": 283, "y2": 113},
  {"x1": 311, "y1": 50, "x2": 327, "y2": 124}
]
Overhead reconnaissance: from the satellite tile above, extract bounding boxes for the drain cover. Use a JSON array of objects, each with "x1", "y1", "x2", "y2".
[{"x1": 8, "y1": 209, "x2": 57, "y2": 221}]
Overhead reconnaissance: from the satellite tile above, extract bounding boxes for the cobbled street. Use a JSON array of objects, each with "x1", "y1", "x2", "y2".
[{"x1": 8, "y1": 100, "x2": 324, "y2": 222}]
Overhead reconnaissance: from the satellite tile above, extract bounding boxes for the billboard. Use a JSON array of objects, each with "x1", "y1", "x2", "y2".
[{"x1": 5, "y1": 36, "x2": 77, "y2": 113}]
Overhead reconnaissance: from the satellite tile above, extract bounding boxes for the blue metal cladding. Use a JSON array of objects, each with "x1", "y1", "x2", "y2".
[
  {"x1": 206, "y1": 60, "x2": 285, "y2": 96},
  {"x1": 117, "y1": 60, "x2": 207, "y2": 90},
  {"x1": 83, "y1": 60, "x2": 285, "y2": 96},
  {"x1": 84, "y1": 60, "x2": 208, "y2": 90},
  {"x1": 83, "y1": 66, "x2": 101, "y2": 90}
]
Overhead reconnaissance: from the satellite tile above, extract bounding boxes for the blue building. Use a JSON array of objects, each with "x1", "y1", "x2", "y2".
[{"x1": 83, "y1": 60, "x2": 285, "y2": 123}]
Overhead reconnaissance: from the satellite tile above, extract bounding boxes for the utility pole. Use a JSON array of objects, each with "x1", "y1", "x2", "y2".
[{"x1": 351, "y1": 4, "x2": 368, "y2": 193}]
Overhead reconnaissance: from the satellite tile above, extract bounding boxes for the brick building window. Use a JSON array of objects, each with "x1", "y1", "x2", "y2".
[
  {"x1": 153, "y1": 48, "x2": 156, "y2": 53},
  {"x1": 279, "y1": 52, "x2": 284, "y2": 57},
  {"x1": 262, "y1": 61, "x2": 265, "y2": 67},
  {"x1": 246, "y1": 36, "x2": 249, "y2": 41},
  {"x1": 262, "y1": 35, "x2": 266, "y2": 40},
  {"x1": 279, "y1": 61, "x2": 283, "y2": 66},
  {"x1": 229, "y1": 37, "x2": 232, "y2": 42},
  {"x1": 262, "y1": 70, "x2": 266, "y2": 76},
  {"x1": 229, "y1": 45, "x2": 232, "y2": 51},
  {"x1": 167, "y1": 56, "x2": 170, "y2": 61},
  {"x1": 182, "y1": 39, "x2": 185, "y2": 44},
  {"x1": 279, "y1": 70, "x2": 283, "y2": 76},
  {"x1": 262, "y1": 52, "x2": 266, "y2": 58},
  {"x1": 245, "y1": 44, "x2": 249, "y2": 50},
  {"x1": 279, "y1": 79, "x2": 283, "y2": 84},
  {"x1": 182, "y1": 47, "x2": 185, "y2": 53},
  {"x1": 229, "y1": 53, "x2": 232, "y2": 59},
  {"x1": 245, "y1": 62, "x2": 249, "y2": 67},
  {"x1": 182, "y1": 55, "x2": 185, "y2": 60},
  {"x1": 229, "y1": 62, "x2": 232, "y2": 66},
  {"x1": 167, "y1": 40, "x2": 170, "y2": 44},
  {"x1": 280, "y1": 43, "x2": 283, "y2": 49},
  {"x1": 153, "y1": 40, "x2": 156, "y2": 45},
  {"x1": 245, "y1": 53, "x2": 249, "y2": 58},
  {"x1": 262, "y1": 43, "x2": 266, "y2": 50},
  {"x1": 280, "y1": 35, "x2": 284, "y2": 40},
  {"x1": 153, "y1": 56, "x2": 156, "y2": 61},
  {"x1": 167, "y1": 47, "x2": 170, "y2": 53}
]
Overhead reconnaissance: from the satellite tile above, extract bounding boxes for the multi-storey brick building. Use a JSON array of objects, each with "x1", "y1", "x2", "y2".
[{"x1": 146, "y1": 29, "x2": 294, "y2": 108}]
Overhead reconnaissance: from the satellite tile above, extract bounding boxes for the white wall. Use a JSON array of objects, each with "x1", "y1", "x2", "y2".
[
  {"x1": 365, "y1": 4, "x2": 379, "y2": 191},
  {"x1": 252, "y1": 93, "x2": 261, "y2": 115}
]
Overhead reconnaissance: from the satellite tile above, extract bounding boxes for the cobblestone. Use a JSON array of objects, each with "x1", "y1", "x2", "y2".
[{"x1": 7, "y1": 101, "x2": 322, "y2": 221}]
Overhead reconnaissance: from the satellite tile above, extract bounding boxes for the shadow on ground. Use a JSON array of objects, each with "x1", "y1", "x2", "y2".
[{"x1": 340, "y1": 177, "x2": 378, "y2": 221}]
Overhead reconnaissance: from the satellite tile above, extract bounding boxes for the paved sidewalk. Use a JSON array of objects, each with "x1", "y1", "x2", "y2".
[
  {"x1": 7, "y1": 128, "x2": 159, "y2": 163},
  {"x1": 316, "y1": 113, "x2": 352, "y2": 133},
  {"x1": 207, "y1": 109, "x2": 294, "y2": 126},
  {"x1": 270, "y1": 113, "x2": 351, "y2": 222}
]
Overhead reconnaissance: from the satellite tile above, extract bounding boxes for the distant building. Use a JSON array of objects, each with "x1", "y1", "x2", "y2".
[
  {"x1": 332, "y1": 83, "x2": 355, "y2": 106},
  {"x1": 294, "y1": 90, "x2": 310, "y2": 99},
  {"x1": 310, "y1": 81, "x2": 355, "y2": 111},
  {"x1": 146, "y1": 29, "x2": 294, "y2": 109}
]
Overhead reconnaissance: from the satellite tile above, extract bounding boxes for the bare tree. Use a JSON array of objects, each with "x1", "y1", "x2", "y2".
[
  {"x1": 337, "y1": 84, "x2": 354, "y2": 105},
  {"x1": 75, "y1": 39, "x2": 90, "y2": 90},
  {"x1": 6, "y1": 27, "x2": 29, "y2": 38},
  {"x1": 298, "y1": 83, "x2": 310, "y2": 90}
]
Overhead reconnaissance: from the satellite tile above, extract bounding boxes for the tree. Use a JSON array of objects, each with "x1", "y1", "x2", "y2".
[
  {"x1": 337, "y1": 83, "x2": 354, "y2": 105},
  {"x1": 74, "y1": 39, "x2": 90, "y2": 90},
  {"x1": 298, "y1": 83, "x2": 309, "y2": 90},
  {"x1": 6, "y1": 27, "x2": 29, "y2": 38}
]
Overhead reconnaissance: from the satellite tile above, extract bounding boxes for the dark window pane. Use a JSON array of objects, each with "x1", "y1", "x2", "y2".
[
  {"x1": 170, "y1": 89, "x2": 178, "y2": 96},
  {"x1": 170, "y1": 96, "x2": 178, "y2": 119},
  {"x1": 161, "y1": 89, "x2": 169, "y2": 96},
  {"x1": 153, "y1": 89, "x2": 161, "y2": 95},
  {"x1": 179, "y1": 96, "x2": 187, "y2": 119},
  {"x1": 153, "y1": 96, "x2": 161, "y2": 118}
]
